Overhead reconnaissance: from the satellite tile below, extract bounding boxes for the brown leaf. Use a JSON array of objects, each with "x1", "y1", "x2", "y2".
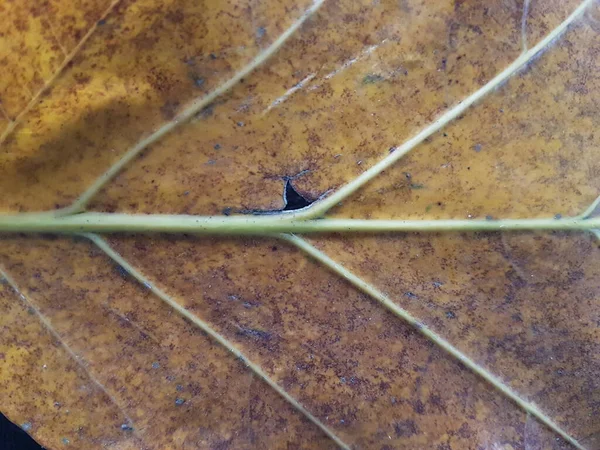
[{"x1": 1, "y1": 0, "x2": 599, "y2": 449}]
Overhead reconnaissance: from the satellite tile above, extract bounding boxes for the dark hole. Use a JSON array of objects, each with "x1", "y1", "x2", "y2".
[
  {"x1": 0, "y1": 413, "x2": 42, "y2": 450},
  {"x1": 283, "y1": 180, "x2": 313, "y2": 211}
]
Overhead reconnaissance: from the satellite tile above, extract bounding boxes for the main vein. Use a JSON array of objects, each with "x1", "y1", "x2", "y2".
[
  {"x1": 85, "y1": 233, "x2": 351, "y2": 450},
  {"x1": 282, "y1": 235, "x2": 585, "y2": 450},
  {"x1": 1, "y1": 211, "x2": 599, "y2": 234}
]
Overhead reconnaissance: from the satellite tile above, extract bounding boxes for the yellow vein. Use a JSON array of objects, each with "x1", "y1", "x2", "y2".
[
  {"x1": 84, "y1": 233, "x2": 351, "y2": 450},
  {"x1": 0, "y1": 266, "x2": 143, "y2": 442},
  {"x1": 65, "y1": 0, "x2": 326, "y2": 215},
  {"x1": 298, "y1": 0, "x2": 596, "y2": 219},
  {"x1": 282, "y1": 234, "x2": 585, "y2": 450},
  {"x1": 0, "y1": 0, "x2": 123, "y2": 146}
]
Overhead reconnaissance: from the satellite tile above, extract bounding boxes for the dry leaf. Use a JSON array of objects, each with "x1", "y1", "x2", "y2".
[{"x1": 1, "y1": 0, "x2": 600, "y2": 449}]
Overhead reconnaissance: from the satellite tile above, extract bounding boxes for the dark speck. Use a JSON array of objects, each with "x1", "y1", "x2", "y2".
[
  {"x1": 237, "y1": 121, "x2": 245, "y2": 127},
  {"x1": 176, "y1": 384, "x2": 184, "y2": 392},
  {"x1": 485, "y1": 215, "x2": 493, "y2": 221},
  {"x1": 151, "y1": 362, "x2": 160, "y2": 369},
  {"x1": 62, "y1": 438, "x2": 70, "y2": 445},
  {"x1": 404, "y1": 292, "x2": 417, "y2": 299},
  {"x1": 413, "y1": 400, "x2": 425, "y2": 415},
  {"x1": 97, "y1": 19, "x2": 106, "y2": 26},
  {"x1": 394, "y1": 419, "x2": 419, "y2": 437},
  {"x1": 473, "y1": 143, "x2": 482, "y2": 152},
  {"x1": 214, "y1": 143, "x2": 221, "y2": 150},
  {"x1": 237, "y1": 327, "x2": 271, "y2": 341},
  {"x1": 197, "y1": 104, "x2": 213, "y2": 118},
  {"x1": 193, "y1": 77, "x2": 205, "y2": 88},
  {"x1": 175, "y1": 398, "x2": 186, "y2": 406},
  {"x1": 183, "y1": 191, "x2": 190, "y2": 196},
  {"x1": 256, "y1": 26, "x2": 266, "y2": 38},
  {"x1": 115, "y1": 264, "x2": 128, "y2": 279},
  {"x1": 121, "y1": 424, "x2": 134, "y2": 431},
  {"x1": 445, "y1": 311, "x2": 456, "y2": 319},
  {"x1": 554, "y1": 213, "x2": 562, "y2": 219},
  {"x1": 363, "y1": 73, "x2": 385, "y2": 84},
  {"x1": 222, "y1": 207, "x2": 232, "y2": 216},
  {"x1": 210, "y1": 53, "x2": 217, "y2": 60}
]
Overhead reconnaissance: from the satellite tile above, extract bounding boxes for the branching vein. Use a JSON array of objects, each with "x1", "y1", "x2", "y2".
[
  {"x1": 297, "y1": 0, "x2": 596, "y2": 219},
  {"x1": 64, "y1": 0, "x2": 325, "y2": 215},
  {"x1": 84, "y1": 233, "x2": 351, "y2": 450},
  {"x1": 281, "y1": 234, "x2": 585, "y2": 450},
  {"x1": 0, "y1": 266, "x2": 143, "y2": 444},
  {"x1": 0, "y1": 0, "x2": 123, "y2": 146}
]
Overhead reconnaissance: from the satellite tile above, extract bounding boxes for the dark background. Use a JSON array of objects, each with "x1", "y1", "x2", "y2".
[{"x1": 1, "y1": 413, "x2": 42, "y2": 450}]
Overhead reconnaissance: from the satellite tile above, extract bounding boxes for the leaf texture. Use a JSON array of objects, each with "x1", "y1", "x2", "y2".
[{"x1": 1, "y1": 0, "x2": 600, "y2": 449}]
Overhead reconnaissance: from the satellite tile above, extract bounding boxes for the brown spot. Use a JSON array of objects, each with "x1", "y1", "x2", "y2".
[{"x1": 160, "y1": 100, "x2": 180, "y2": 120}]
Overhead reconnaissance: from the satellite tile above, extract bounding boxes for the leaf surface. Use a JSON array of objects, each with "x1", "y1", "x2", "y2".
[{"x1": 1, "y1": 1, "x2": 600, "y2": 449}]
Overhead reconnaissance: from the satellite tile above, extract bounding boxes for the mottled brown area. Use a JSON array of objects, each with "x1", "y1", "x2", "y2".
[
  {"x1": 0, "y1": 0, "x2": 114, "y2": 118},
  {"x1": 0, "y1": 0, "x2": 315, "y2": 212},
  {"x1": 311, "y1": 231, "x2": 600, "y2": 443},
  {"x1": 330, "y1": 12, "x2": 600, "y2": 220},
  {"x1": 0, "y1": 237, "x2": 335, "y2": 450},
  {"x1": 0, "y1": 282, "x2": 142, "y2": 449},
  {"x1": 90, "y1": 0, "x2": 595, "y2": 216},
  {"x1": 0, "y1": 235, "x2": 576, "y2": 449}
]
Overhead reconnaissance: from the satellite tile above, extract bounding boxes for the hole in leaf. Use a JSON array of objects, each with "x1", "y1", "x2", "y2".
[{"x1": 283, "y1": 180, "x2": 313, "y2": 211}]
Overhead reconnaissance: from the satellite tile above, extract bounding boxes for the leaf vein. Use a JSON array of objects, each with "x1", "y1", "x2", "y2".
[
  {"x1": 297, "y1": 0, "x2": 596, "y2": 219},
  {"x1": 283, "y1": 234, "x2": 586, "y2": 450},
  {"x1": 0, "y1": 0, "x2": 123, "y2": 146},
  {"x1": 63, "y1": 0, "x2": 326, "y2": 215},
  {"x1": 0, "y1": 266, "x2": 145, "y2": 445},
  {"x1": 85, "y1": 233, "x2": 351, "y2": 450}
]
